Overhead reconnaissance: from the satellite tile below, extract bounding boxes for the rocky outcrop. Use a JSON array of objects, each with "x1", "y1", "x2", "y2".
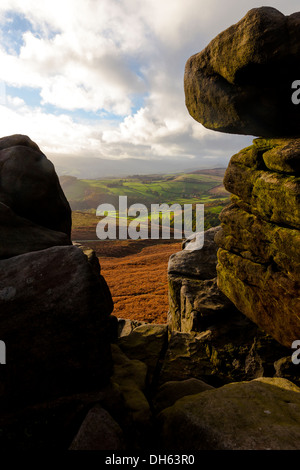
[
  {"x1": 215, "y1": 138, "x2": 300, "y2": 348},
  {"x1": 168, "y1": 226, "x2": 236, "y2": 332},
  {"x1": 184, "y1": 7, "x2": 300, "y2": 137},
  {"x1": 52, "y1": 7, "x2": 300, "y2": 452},
  {"x1": 0, "y1": 134, "x2": 72, "y2": 258},
  {"x1": 184, "y1": 8, "x2": 300, "y2": 349}
]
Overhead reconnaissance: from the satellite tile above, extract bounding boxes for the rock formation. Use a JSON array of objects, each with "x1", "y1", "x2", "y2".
[
  {"x1": 184, "y1": 7, "x2": 300, "y2": 349},
  {"x1": 215, "y1": 138, "x2": 300, "y2": 348},
  {"x1": 184, "y1": 7, "x2": 300, "y2": 137},
  {"x1": 68, "y1": 321, "x2": 300, "y2": 451},
  {"x1": 0, "y1": 135, "x2": 114, "y2": 409}
]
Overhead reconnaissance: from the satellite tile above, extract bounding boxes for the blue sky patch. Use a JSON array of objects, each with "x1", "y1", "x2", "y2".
[{"x1": 0, "y1": 12, "x2": 32, "y2": 54}]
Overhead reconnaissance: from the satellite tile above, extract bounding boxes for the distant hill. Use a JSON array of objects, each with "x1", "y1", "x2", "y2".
[
  {"x1": 60, "y1": 170, "x2": 228, "y2": 211},
  {"x1": 190, "y1": 168, "x2": 226, "y2": 177},
  {"x1": 50, "y1": 153, "x2": 230, "y2": 179}
]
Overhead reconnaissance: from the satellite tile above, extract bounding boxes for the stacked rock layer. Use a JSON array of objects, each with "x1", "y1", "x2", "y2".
[
  {"x1": 184, "y1": 7, "x2": 300, "y2": 349},
  {"x1": 215, "y1": 139, "x2": 300, "y2": 348}
]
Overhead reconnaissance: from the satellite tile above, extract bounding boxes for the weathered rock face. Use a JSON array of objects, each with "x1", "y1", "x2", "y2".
[
  {"x1": 168, "y1": 226, "x2": 236, "y2": 332},
  {"x1": 158, "y1": 315, "x2": 297, "y2": 388},
  {"x1": 0, "y1": 245, "x2": 113, "y2": 407},
  {"x1": 215, "y1": 138, "x2": 300, "y2": 348},
  {"x1": 184, "y1": 7, "x2": 300, "y2": 137},
  {"x1": 0, "y1": 134, "x2": 72, "y2": 240}
]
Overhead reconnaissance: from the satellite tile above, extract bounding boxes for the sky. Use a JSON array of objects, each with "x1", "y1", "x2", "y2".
[{"x1": 0, "y1": 0, "x2": 299, "y2": 176}]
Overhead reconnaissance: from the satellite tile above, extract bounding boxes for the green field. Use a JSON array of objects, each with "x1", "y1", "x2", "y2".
[{"x1": 60, "y1": 169, "x2": 230, "y2": 233}]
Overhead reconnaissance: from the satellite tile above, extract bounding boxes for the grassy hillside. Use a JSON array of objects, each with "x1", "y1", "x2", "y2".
[{"x1": 60, "y1": 169, "x2": 230, "y2": 239}]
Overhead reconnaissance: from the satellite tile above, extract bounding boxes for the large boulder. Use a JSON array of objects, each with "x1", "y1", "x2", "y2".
[
  {"x1": 159, "y1": 377, "x2": 300, "y2": 450},
  {"x1": 0, "y1": 245, "x2": 113, "y2": 408},
  {"x1": 0, "y1": 134, "x2": 72, "y2": 238},
  {"x1": 184, "y1": 7, "x2": 300, "y2": 137}
]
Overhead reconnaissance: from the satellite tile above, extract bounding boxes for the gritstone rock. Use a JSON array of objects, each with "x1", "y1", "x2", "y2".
[
  {"x1": 215, "y1": 138, "x2": 300, "y2": 348},
  {"x1": 184, "y1": 7, "x2": 300, "y2": 137}
]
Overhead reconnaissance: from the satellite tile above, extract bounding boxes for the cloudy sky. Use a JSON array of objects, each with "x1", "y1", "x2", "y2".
[{"x1": 0, "y1": 0, "x2": 299, "y2": 176}]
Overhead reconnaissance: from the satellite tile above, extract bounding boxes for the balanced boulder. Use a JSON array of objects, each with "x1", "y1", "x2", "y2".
[
  {"x1": 184, "y1": 8, "x2": 300, "y2": 348},
  {"x1": 184, "y1": 7, "x2": 300, "y2": 137}
]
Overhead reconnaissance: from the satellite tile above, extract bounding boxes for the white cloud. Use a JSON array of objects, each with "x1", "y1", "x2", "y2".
[
  {"x1": 0, "y1": 0, "x2": 298, "y2": 172},
  {"x1": 0, "y1": 97, "x2": 104, "y2": 157}
]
